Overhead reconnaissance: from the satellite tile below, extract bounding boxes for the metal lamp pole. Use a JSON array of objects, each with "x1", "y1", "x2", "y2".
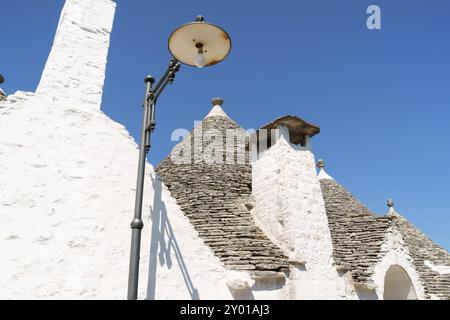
[
  {"x1": 127, "y1": 59, "x2": 181, "y2": 300},
  {"x1": 127, "y1": 15, "x2": 232, "y2": 300}
]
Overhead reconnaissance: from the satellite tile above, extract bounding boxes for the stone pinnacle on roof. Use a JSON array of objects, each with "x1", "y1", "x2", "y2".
[
  {"x1": 387, "y1": 198, "x2": 400, "y2": 216},
  {"x1": 204, "y1": 97, "x2": 230, "y2": 119},
  {"x1": 317, "y1": 159, "x2": 334, "y2": 180},
  {"x1": 387, "y1": 198, "x2": 394, "y2": 208},
  {"x1": 387, "y1": 198, "x2": 403, "y2": 217}
]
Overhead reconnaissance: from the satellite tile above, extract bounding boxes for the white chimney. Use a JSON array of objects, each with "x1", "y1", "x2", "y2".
[
  {"x1": 251, "y1": 116, "x2": 349, "y2": 298},
  {"x1": 36, "y1": 0, "x2": 116, "y2": 110}
]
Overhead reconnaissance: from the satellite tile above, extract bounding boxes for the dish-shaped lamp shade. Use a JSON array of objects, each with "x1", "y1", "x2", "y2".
[{"x1": 168, "y1": 16, "x2": 232, "y2": 68}]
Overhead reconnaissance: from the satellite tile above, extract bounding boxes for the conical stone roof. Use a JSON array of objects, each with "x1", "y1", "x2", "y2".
[
  {"x1": 320, "y1": 178, "x2": 392, "y2": 285},
  {"x1": 320, "y1": 176, "x2": 450, "y2": 296},
  {"x1": 156, "y1": 101, "x2": 289, "y2": 277},
  {"x1": 393, "y1": 214, "x2": 450, "y2": 299}
]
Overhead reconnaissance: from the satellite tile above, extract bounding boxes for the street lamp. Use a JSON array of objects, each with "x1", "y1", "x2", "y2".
[{"x1": 127, "y1": 15, "x2": 232, "y2": 300}]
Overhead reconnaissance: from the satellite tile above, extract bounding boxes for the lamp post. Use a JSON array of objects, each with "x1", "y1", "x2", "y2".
[{"x1": 127, "y1": 15, "x2": 232, "y2": 300}]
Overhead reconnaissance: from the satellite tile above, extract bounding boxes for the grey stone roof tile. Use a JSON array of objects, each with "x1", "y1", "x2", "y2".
[
  {"x1": 156, "y1": 114, "x2": 289, "y2": 276},
  {"x1": 321, "y1": 178, "x2": 450, "y2": 299},
  {"x1": 320, "y1": 178, "x2": 392, "y2": 285},
  {"x1": 393, "y1": 215, "x2": 450, "y2": 300}
]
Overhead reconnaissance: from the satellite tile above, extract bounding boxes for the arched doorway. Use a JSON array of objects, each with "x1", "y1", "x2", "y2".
[{"x1": 383, "y1": 265, "x2": 417, "y2": 300}]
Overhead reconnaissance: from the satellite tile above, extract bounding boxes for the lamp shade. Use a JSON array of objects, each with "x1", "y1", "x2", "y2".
[{"x1": 168, "y1": 16, "x2": 232, "y2": 67}]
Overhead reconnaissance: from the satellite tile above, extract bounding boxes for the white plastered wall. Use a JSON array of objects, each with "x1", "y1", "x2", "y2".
[
  {"x1": 0, "y1": 0, "x2": 234, "y2": 300},
  {"x1": 371, "y1": 225, "x2": 426, "y2": 300},
  {"x1": 251, "y1": 127, "x2": 356, "y2": 299},
  {"x1": 36, "y1": 0, "x2": 116, "y2": 109}
]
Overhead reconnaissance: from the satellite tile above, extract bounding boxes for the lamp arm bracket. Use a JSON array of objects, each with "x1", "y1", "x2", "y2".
[{"x1": 151, "y1": 57, "x2": 181, "y2": 104}]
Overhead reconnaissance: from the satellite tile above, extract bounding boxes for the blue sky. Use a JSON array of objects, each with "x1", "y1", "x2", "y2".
[{"x1": 1, "y1": 0, "x2": 449, "y2": 250}]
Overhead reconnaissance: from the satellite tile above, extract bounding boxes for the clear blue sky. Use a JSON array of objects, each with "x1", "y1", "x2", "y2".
[{"x1": 1, "y1": 0, "x2": 449, "y2": 250}]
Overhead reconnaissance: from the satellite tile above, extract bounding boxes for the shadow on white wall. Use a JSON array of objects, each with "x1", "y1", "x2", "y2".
[{"x1": 146, "y1": 176, "x2": 200, "y2": 300}]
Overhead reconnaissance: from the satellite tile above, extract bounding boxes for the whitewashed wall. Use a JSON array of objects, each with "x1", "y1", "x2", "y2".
[
  {"x1": 36, "y1": 0, "x2": 116, "y2": 109},
  {"x1": 0, "y1": 0, "x2": 234, "y2": 300},
  {"x1": 251, "y1": 127, "x2": 356, "y2": 299},
  {"x1": 371, "y1": 225, "x2": 426, "y2": 300}
]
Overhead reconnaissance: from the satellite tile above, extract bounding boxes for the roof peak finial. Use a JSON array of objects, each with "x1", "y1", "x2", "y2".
[
  {"x1": 205, "y1": 98, "x2": 229, "y2": 119},
  {"x1": 387, "y1": 198, "x2": 399, "y2": 216},
  {"x1": 317, "y1": 159, "x2": 334, "y2": 181},
  {"x1": 317, "y1": 159, "x2": 325, "y2": 169},
  {"x1": 387, "y1": 198, "x2": 394, "y2": 208},
  {"x1": 211, "y1": 98, "x2": 224, "y2": 107}
]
